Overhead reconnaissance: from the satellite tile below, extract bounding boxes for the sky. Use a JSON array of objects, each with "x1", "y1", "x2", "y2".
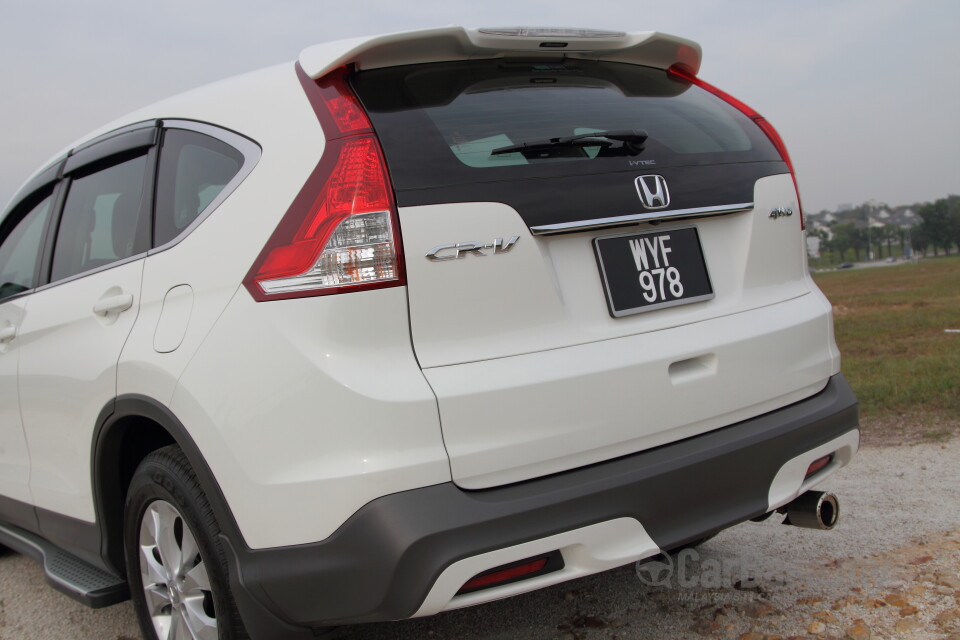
[{"x1": 1, "y1": 0, "x2": 958, "y2": 213}]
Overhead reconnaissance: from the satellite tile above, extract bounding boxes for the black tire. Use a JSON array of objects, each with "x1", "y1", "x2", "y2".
[{"x1": 124, "y1": 445, "x2": 248, "y2": 640}]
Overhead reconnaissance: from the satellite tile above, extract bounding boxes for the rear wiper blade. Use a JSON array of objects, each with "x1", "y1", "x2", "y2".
[{"x1": 491, "y1": 129, "x2": 649, "y2": 156}]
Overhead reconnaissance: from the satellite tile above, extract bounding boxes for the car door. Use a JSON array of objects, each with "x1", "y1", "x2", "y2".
[
  {"x1": 0, "y1": 187, "x2": 55, "y2": 528},
  {"x1": 18, "y1": 127, "x2": 157, "y2": 525}
]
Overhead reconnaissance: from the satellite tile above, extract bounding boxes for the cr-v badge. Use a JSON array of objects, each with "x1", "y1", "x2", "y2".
[
  {"x1": 635, "y1": 175, "x2": 670, "y2": 209},
  {"x1": 425, "y1": 237, "x2": 520, "y2": 261}
]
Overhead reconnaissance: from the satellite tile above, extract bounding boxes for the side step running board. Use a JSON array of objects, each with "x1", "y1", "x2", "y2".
[{"x1": 0, "y1": 522, "x2": 129, "y2": 608}]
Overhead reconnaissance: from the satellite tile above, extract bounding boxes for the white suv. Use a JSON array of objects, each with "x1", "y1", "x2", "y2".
[{"x1": 0, "y1": 26, "x2": 858, "y2": 640}]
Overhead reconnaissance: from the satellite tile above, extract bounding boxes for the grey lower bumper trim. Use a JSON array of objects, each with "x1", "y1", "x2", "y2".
[{"x1": 227, "y1": 374, "x2": 858, "y2": 636}]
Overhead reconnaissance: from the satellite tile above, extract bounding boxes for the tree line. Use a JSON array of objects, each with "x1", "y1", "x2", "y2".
[
  {"x1": 914, "y1": 195, "x2": 960, "y2": 257},
  {"x1": 809, "y1": 195, "x2": 960, "y2": 263}
]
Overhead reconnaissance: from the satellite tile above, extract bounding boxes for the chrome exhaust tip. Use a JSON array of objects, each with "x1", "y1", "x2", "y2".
[{"x1": 782, "y1": 490, "x2": 839, "y2": 530}]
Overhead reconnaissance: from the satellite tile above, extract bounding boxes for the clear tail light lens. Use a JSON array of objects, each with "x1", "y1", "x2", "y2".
[
  {"x1": 244, "y1": 66, "x2": 405, "y2": 302},
  {"x1": 258, "y1": 210, "x2": 399, "y2": 295}
]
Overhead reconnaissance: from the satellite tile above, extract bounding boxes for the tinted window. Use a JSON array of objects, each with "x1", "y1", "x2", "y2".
[
  {"x1": 155, "y1": 129, "x2": 244, "y2": 246},
  {"x1": 50, "y1": 154, "x2": 148, "y2": 282},
  {"x1": 353, "y1": 59, "x2": 780, "y2": 190},
  {"x1": 0, "y1": 194, "x2": 53, "y2": 302}
]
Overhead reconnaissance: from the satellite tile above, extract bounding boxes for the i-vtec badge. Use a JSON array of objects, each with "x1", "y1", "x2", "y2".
[
  {"x1": 425, "y1": 236, "x2": 520, "y2": 261},
  {"x1": 769, "y1": 207, "x2": 794, "y2": 219}
]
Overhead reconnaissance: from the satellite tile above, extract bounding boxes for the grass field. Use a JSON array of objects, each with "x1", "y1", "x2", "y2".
[{"x1": 814, "y1": 256, "x2": 960, "y2": 441}]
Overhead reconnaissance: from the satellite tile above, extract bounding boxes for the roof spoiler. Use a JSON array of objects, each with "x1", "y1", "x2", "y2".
[{"x1": 299, "y1": 26, "x2": 702, "y2": 79}]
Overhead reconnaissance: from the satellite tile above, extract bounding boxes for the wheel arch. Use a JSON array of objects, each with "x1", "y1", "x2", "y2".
[{"x1": 92, "y1": 394, "x2": 243, "y2": 574}]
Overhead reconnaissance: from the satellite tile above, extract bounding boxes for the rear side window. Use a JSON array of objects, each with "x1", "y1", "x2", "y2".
[
  {"x1": 154, "y1": 129, "x2": 245, "y2": 246},
  {"x1": 0, "y1": 194, "x2": 53, "y2": 302},
  {"x1": 50, "y1": 154, "x2": 148, "y2": 282},
  {"x1": 353, "y1": 59, "x2": 780, "y2": 189}
]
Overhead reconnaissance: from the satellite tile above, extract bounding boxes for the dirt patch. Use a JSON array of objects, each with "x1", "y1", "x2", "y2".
[
  {"x1": 860, "y1": 414, "x2": 959, "y2": 447},
  {"x1": 666, "y1": 531, "x2": 960, "y2": 639}
]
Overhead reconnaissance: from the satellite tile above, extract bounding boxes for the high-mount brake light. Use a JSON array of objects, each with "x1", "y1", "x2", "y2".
[
  {"x1": 478, "y1": 27, "x2": 626, "y2": 38},
  {"x1": 244, "y1": 65, "x2": 405, "y2": 301},
  {"x1": 667, "y1": 64, "x2": 805, "y2": 230}
]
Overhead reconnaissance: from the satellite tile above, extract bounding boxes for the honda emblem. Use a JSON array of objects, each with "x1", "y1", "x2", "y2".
[{"x1": 635, "y1": 175, "x2": 670, "y2": 210}]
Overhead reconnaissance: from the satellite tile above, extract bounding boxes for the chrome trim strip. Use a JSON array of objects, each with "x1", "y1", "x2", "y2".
[
  {"x1": 34, "y1": 251, "x2": 148, "y2": 292},
  {"x1": 529, "y1": 202, "x2": 754, "y2": 236}
]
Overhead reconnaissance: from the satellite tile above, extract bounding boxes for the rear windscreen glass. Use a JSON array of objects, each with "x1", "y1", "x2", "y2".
[{"x1": 352, "y1": 59, "x2": 780, "y2": 190}]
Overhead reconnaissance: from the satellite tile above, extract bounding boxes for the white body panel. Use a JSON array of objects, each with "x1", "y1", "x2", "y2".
[
  {"x1": 402, "y1": 174, "x2": 837, "y2": 488},
  {"x1": 109, "y1": 64, "x2": 328, "y2": 410},
  {"x1": 169, "y1": 288, "x2": 450, "y2": 549},
  {"x1": 426, "y1": 293, "x2": 836, "y2": 489},
  {"x1": 401, "y1": 175, "x2": 807, "y2": 368},
  {"x1": 9, "y1": 65, "x2": 323, "y2": 524},
  {"x1": 18, "y1": 262, "x2": 143, "y2": 520},
  {"x1": 0, "y1": 299, "x2": 33, "y2": 505},
  {"x1": 115, "y1": 130, "x2": 319, "y2": 407}
]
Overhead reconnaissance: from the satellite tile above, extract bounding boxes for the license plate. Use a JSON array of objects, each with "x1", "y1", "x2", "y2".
[{"x1": 594, "y1": 226, "x2": 714, "y2": 317}]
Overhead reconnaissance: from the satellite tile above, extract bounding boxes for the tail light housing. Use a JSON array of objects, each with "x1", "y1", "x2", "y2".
[
  {"x1": 244, "y1": 66, "x2": 405, "y2": 301},
  {"x1": 667, "y1": 64, "x2": 805, "y2": 230}
]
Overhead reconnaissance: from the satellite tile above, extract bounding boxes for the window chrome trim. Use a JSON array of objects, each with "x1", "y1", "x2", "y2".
[
  {"x1": 148, "y1": 120, "x2": 262, "y2": 256},
  {"x1": 0, "y1": 289, "x2": 32, "y2": 305},
  {"x1": 34, "y1": 251, "x2": 149, "y2": 292},
  {"x1": 529, "y1": 202, "x2": 754, "y2": 236}
]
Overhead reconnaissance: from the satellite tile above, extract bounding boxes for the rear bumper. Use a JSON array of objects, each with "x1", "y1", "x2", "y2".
[{"x1": 225, "y1": 373, "x2": 858, "y2": 638}]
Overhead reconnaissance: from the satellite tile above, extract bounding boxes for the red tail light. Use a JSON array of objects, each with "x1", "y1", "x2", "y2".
[
  {"x1": 667, "y1": 64, "x2": 805, "y2": 230},
  {"x1": 313, "y1": 66, "x2": 374, "y2": 135},
  {"x1": 244, "y1": 65, "x2": 404, "y2": 302}
]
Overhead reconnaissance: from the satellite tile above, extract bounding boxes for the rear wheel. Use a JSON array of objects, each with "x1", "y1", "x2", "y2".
[{"x1": 124, "y1": 446, "x2": 247, "y2": 640}]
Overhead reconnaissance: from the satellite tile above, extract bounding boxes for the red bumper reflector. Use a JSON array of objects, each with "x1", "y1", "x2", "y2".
[
  {"x1": 806, "y1": 454, "x2": 833, "y2": 478},
  {"x1": 458, "y1": 557, "x2": 549, "y2": 594}
]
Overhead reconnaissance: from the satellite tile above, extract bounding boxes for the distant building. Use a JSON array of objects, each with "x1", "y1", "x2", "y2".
[{"x1": 890, "y1": 207, "x2": 921, "y2": 227}]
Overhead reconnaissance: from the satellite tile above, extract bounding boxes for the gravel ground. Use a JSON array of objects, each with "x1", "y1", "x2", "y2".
[{"x1": 1, "y1": 437, "x2": 958, "y2": 640}]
